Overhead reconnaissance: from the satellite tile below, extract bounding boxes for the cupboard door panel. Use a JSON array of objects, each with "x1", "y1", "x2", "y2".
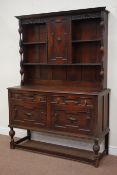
[
  {"x1": 51, "y1": 107, "x2": 93, "y2": 135},
  {"x1": 9, "y1": 91, "x2": 47, "y2": 128},
  {"x1": 12, "y1": 106, "x2": 47, "y2": 128},
  {"x1": 48, "y1": 17, "x2": 71, "y2": 64},
  {"x1": 51, "y1": 94, "x2": 95, "y2": 135}
]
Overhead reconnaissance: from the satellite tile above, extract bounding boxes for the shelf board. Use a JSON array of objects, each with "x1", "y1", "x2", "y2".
[
  {"x1": 14, "y1": 139, "x2": 105, "y2": 166},
  {"x1": 23, "y1": 41, "x2": 47, "y2": 45},
  {"x1": 23, "y1": 63, "x2": 102, "y2": 66},
  {"x1": 72, "y1": 39, "x2": 101, "y2": 43}
]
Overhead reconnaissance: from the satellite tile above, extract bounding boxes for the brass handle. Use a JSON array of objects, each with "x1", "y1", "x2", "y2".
[
  {"x1": 65, "y1": 100, "x2": 80, "y2": 104},
  {"x1": 25, "y1": 112, "x2": 32, "y2": 116},
  {"x1": 68, "y1": 116, "x2": 77, "y2": 122}
]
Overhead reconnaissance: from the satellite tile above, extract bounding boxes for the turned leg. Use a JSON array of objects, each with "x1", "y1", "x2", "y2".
[
  {"x1": 27, "y1": 129, "x2": 31, "y2": 140},
  {"x1": 105, "y1": 133, "x2": 109, "y2": 155},
  {"x1": 93, "y1": 140, "x2": 100, "y2": 167},
  {"x1": 9, "y1": 127, "x2": 15, "y2": 149}
]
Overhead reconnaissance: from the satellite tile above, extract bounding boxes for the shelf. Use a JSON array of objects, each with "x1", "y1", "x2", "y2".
[
  {"x1": 72, "y1": 39, "x2": 101, "y2": 43},
  {"x1": 23, "y1": 63, "x2": 102, "y2": 66},
  {"x1": 14, "y1": 139, "x2": 98, "y2": 163},
  {"x1": 14, "y1": 138, "x2": 105, "y2": 166},
  {"x1": 23, "y1": 41, "x2": 47, "y2": 45}
]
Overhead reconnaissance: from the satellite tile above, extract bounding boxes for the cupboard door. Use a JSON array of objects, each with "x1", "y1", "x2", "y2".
[
  {"x1": 51, "y1": 108, "x2": 93, "y2": 135},
  {"x1": 48, "y1": 17, "x2": 71, "y2": 64},
  {"x1": 51, "y1": 94, "x2": 95, "y2": 135},
  {"x1": 9, "y1": 91, "x2": 47, "y2": 128}
]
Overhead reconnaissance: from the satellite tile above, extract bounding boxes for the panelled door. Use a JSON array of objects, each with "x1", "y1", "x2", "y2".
[{"x1": 48, "y1": 17, "x2": 71, "y2": 64}]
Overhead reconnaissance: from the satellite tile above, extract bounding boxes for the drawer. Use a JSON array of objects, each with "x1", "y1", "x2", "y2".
[
  {"x1": 10, "y1": 91, "x2": 47, "y2": 108},
  {"x1": 12, "y1": 99, "x2": 46, "y2": 109},
  {"x1": 10, "y1": 91, "x2": 46, "y2": 103},
  {"x1": 11, "y1": 105, "x2": 47, "y2": 128},
  {"x1": 51, "y1": 94, "x2": 95, "y2": 135},
  {"x1": 51, "y1": 94, "x2": 94, "y2": 109},
  {"x1": 9, "y1": 91, "x2": 47, "y2": 128},
  {"x1": 51, "y1": 108, "x2": 93, "y2": 134},
  {"x1": 51, "y1": 95, "x2": 95, "y2": 112}
]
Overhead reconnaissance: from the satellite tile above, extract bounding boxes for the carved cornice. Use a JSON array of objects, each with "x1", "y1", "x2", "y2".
[
  {"x1": 21, "y1": 18, "x2": 47, "y2": 25},
  {"x1": 72, "y1": 12, "x2": 101, "y2": 20}
]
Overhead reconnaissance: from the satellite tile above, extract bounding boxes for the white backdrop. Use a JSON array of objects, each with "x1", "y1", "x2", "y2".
[{"x1": 0, "y1": 0, "x2": 117, "y2": 154}]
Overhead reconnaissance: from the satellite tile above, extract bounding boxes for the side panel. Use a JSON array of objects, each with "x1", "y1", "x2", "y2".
[{"x1": 97, "y1": 91, "x2": 110, "y2": 137}]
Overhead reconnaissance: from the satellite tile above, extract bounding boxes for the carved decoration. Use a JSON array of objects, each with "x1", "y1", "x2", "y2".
[
  {"x1": 52, "y1": 109, "x2": 92, "y2": 132},
  {"x1": 51, "y1": 96, "x2": 93, "y2": 108},
  {"x1": 21, "y1": 18, "x2": 47, "y2": 25},
  {"x1": 12, "y1": 93, "x2": 46, "y2": 102},
  {"x1": 72, "y1": 12, "x2": 101, "y2": 20},
  {"x1": 13, "y1": 106, "x2": 47, "y2": 126}
]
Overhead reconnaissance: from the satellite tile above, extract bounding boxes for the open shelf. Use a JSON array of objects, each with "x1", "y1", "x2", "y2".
[
  {"x1": 23, "y1": 65, "x2": 102, "y2": 88},
  {"x1": 72, "y1": 19, "x2": 101, "y2": 41},
  {"x1": 14, "y1": 139, "x2": 103, "y2": 165},
  {"x1": 72, "y1": 42, "x2": 101, "y2": 63},
  {"x1": 23, "y1": 23, "x2": 47, "y2": 43},
  {"x1": 23, "y1": 44, "x2": 47, "y2": 63}
]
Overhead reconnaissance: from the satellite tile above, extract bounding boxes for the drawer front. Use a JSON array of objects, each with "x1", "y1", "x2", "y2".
[
  {"x1": 10, "y1": 91, "x2": 46, "y2": 103},
  {"x1": 9, "y1": 91, "x2": 47, "y2": 128},
  {"x1": 51, "y1": 94, "x2": 95, "y2": 134},
  {"x1": 12, "y1": 106, "x2": 47, "y2": 128},
  {"x1": 51, "y1": 94, "x2": 93, "y2": 106}
]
